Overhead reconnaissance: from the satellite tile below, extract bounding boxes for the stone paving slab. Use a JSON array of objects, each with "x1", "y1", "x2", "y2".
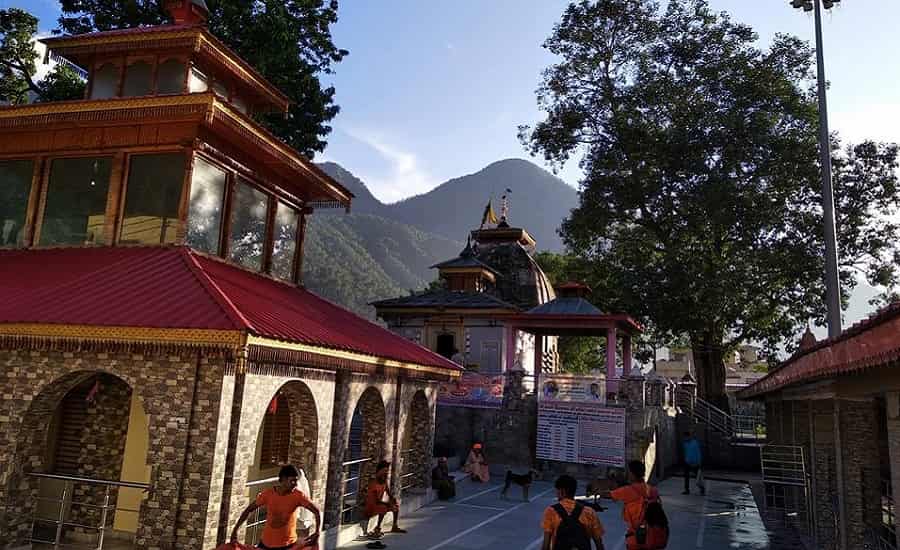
[{"x1": 339, "y1": 475, "x2": 773, "y2": 549}]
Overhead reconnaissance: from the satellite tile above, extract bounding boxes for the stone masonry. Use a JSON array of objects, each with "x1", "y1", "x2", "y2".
[{"x1": 0, "y1": 348, "x2": 232, "y2": 550}]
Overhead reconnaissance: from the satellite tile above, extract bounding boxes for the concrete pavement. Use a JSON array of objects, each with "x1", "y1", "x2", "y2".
[{"x1": 340, "y1": 473, "x2": 772, "y2": 549}]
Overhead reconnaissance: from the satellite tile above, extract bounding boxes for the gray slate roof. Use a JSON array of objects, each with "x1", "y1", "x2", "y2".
[
  {"x1": 372, "y1": 290, "x2": 518, "y2": 310},
  {"x1": 526, "y1": 297, "x2": 604, "y2": 315}
]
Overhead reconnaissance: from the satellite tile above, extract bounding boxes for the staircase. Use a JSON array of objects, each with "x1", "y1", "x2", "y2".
[{"x1": 676, "y1": 388, "x2": 765, "y2": 445}]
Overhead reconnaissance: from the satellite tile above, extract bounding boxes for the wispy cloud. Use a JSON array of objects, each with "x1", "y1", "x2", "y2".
[{"x1": 342, "y1": 127, "x2": 438, "y2": 203}]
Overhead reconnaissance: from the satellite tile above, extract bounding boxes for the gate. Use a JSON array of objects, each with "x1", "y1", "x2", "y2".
[{"x1": 760, "y1": 445, "x2": 812, "y2": 542}]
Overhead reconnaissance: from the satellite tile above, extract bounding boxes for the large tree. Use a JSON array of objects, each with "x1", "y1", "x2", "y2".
[
  {"x1": 0, "y1": 8, "x2": 85, "y2": 104},
  {"x1": 56, "y1": 0, "x2": 347, "y2": 156},
  {"x1": 521, "y1": 0, "x2": 900, "y2": 407}
]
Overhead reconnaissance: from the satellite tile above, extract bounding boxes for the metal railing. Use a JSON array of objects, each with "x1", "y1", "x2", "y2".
[
  {"x1": 244, "y1": 476, "x2": 278, "y2": 545},
  {"x1": 29, "y1": 472, "x2": 149, "y2": 550},
  {"x1": 677, "y1": 388, "x2": 766, "y2": 442},
  {"x1": 733, "y1": 414, "x2": 767, "y2": 441},
  {"x1": 340, "y1": 457, "x2": 372, "y2": 524},
  {"x1": 399, "y1": 449, "x2": 417, "y2": 494}
]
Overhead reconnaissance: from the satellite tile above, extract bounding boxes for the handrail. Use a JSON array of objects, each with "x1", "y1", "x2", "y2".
[
  {"x1": 341, "y1": 457, "x2": 372, "y2": 467},
  {"x1": 28, "y1": 472, "x2": 149, "y2": 490},
  {"x1": 246, "y1": 476, "x2": 279, "y2": 488}
]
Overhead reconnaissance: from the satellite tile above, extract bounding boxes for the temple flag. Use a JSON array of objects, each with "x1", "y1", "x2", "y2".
[
  {"x1": 268, "y1": 395, "x2": 278, "y2": 415},
  {"x1": 85, "y1": 380, "x2": 100, "y2": 403},
  {"x1": 481, "y1": 199, "x2": 498, "y2": 228}
]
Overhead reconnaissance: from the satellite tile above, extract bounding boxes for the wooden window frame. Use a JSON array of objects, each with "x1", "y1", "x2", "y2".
[
  {"x1": 0, "y1": 157, "x2": 42, "y2": 249},
  {"x1": 260, "y1": 394, "x2": 291, "y2": 468},
  {"x1": 115, "y1": 149, "x2": 189, "y2": 246}
]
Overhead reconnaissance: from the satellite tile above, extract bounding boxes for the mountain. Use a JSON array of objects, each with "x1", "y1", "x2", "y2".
[
  {"x1": 303, "y1": 159, "x2": 576, "y2": 317},
  {"x1": 385, "y1": 159, "x2": 578, "y2": 251}
]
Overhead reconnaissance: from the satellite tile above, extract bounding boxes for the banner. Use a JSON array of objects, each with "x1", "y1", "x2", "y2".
[
  {"x1": 536, "y1": 402, "x2": 626, "y2": 466},
  {"x1": 540, "y1": 373, "x2": 606, "y2": 403},
  {"x1": 438, "y1": 371, "x2": 504, "y2": 409}
]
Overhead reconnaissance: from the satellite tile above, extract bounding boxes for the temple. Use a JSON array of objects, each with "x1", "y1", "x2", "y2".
[{"x1": 0, "y1": 2, "x2": 460, "y2": 549}]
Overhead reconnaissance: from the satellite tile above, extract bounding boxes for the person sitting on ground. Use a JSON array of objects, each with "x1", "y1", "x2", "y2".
[
  {"x1": 682, "y1": 430, "x2": 705, "y2": 495},
  {"x1": 363, "y1": 460, "x2": 407, "y2": 538},
  {"x1": 464, "y1": 443, "x2": 490, "y2": 482},
  {"x1": 605, "y1": 460, "x2": 661, "y2": 550},
  {"x1": 541, "y1": 474, "x2": 605, "y2": 550},
  {"x1": 432, "y1": 456, "x2": 456, "y2": 500},
  {"x1": 230, "y1": 464, "x2": 320, "y2": 550}
]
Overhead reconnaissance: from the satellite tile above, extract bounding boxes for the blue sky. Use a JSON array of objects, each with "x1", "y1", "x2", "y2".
[{"x1": 9, "y1": 0, "x2": 899, "y2": 203}]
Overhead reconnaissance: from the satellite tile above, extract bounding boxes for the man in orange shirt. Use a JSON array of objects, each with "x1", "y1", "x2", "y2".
[
  {"x1": 608, "y1": 460, "x2": 660, "y2": 550},
  {"x1": 231, "y1": 464, "x2": 321, "y2": 550},
  {"x1": 540, "y1": 475, "x2": 605, "y2": 550},
  {"x1": 363, "y1": 460, "x2": 407, "y2": 538}
]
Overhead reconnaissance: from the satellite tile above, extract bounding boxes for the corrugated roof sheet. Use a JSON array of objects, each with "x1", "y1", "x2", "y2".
[
  {"x1": 739, "y1": 301, "x2": 900, "y2": 398},
  {"x1": 372, "y1": 290, "x2": 518, "y2": 310},
  {"x1": 0, "y1": 246, "x2": 460, "y2": 372}
]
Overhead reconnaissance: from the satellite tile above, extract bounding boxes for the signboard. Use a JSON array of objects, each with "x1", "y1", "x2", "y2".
[
  {"x1": 536, "y1": 402, "x2": 626, "y2": 466},
  {"x1": 540, "y1": 372, "x2": 606, "y2": 403},
  {"x1": 438, "y1": 371, "x2": 504, "y2": 409}
]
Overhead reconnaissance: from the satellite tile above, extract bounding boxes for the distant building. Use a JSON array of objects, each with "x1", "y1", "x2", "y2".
[{"x1": 654, "y1": 345, "x2": 765, "y2": 390}]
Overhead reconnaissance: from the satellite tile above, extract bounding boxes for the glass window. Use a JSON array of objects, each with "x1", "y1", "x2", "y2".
[
  {"x1": 156, "y1": 58, "x2": 186, "y2": 95},
  {"x1": 186, "y1": 157, "x2": 227, "y2": 254},
  {"x1": 90, "y1": 63, "x2": 119, "y2": 99},
  {"x1": 0, "y1": 160, "x2": 33, "y2": 247},
  {"x1": 212, "y1": 80, "x2": 228, "y2": 100},
  {"x1": 228, "y1": 178, "x2": 268, "y2": 270},
  {"x1": 119, "y1": 153, "x2": 185, "y2": 245},
  {"x1": 188, "y1": 67, "x2": 208, "y2": 93},
  {"x1": 40, "y1": 157, "x2": 111, "y2": 246},
  {"x1": 122, "y1": 61, "x2": 152, "y2": 97},
  {"x1": 270, "y1": 202, "x2": 298, "y2": 281}
]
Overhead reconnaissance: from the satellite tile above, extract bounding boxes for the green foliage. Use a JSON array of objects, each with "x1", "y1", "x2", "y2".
[
  {"x1": 523, "y1": 0, "x2": 900, "y2": 402},
  {"x1": 302, "y1": 213, "x2": 461, "y2": 318},
  {"x1": 0, "y1": 8, "x2": 85, "y2": 104},
  {"x1": 56, "y1": 0, "x2": 347, "y2": 156}
]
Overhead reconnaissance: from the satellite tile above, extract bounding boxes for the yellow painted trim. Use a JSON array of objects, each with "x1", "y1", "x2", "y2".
[
  {"x1": 0, "y1": 323, "x2": 243, "y2": 347},
  {"x1": 197, "y1": 35, "x2": 289, "y2": 109},
  {"x1": 0, "y1": 93, "x2": 213, "y2": 119},
  {"x1": 246, "y1": 335, "x2": 461, "y2": 378}
]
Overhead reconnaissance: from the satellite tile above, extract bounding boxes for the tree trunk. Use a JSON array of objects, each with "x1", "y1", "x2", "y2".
[{"x1": 690, "y1": 331, "x2": 729, "y2": 412}]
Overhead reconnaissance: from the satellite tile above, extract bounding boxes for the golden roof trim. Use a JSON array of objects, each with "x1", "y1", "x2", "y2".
[
  {"x1": 0, "y1": 323, "x2": 243, "y2": 347},
  {"x1": 246, "y1": 334, "x2": 461, "y2": 378},
  {"x1": 0, "y1": 93, "x2": 214, "y2": 119}
]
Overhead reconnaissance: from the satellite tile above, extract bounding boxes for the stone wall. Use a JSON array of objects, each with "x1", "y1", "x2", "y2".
[
  {"x1": 396, "y1": 383, "x2": 437, "y2": 493},
  {"x1": 0, "y1": 348, "x2": 231, "y2": 550},
  {"x1": 839, "y1": 399, "x2": 882, "y2": 546}
]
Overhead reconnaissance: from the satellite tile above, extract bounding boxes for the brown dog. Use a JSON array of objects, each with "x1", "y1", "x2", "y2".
[{"x1": 500, "y1": 469, "x2": 539, "y2": 502}]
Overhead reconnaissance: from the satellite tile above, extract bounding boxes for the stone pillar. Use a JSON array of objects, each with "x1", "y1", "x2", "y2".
[
  {"x1": 505, "y1": 325, "x2": 517, "y2": 372},
  {"x1": 324, "y1": 371, "x2": 351, "y2": 527},
  {"x1": 619, "y1": 374, "x2": 646, "y2": 411},
  {"x1": 647, "y1": 377, "x2": 665, "y2": 407},
  {"x1": 838, "y1": 399, "x2": 881, "y2": 548},
  {"x1": 534, "y1": 334, "x2": 544, "y2": 374},
  {"x1": 886, "y1": 392, "x2": 900, "y2": 545},
  {"x1": 622, "y1": 333, "x2": 633, "y2": 377},
  {"x1": 606, "y1": 327, "x2": 617, "y2": 396},
  {"x1": 811, "y1": 399, "x2": 839, "y2": 550}
]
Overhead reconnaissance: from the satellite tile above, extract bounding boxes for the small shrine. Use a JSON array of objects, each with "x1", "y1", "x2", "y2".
[{"x1": 0, "y1": 2, "x2": 460, "y2": 549}]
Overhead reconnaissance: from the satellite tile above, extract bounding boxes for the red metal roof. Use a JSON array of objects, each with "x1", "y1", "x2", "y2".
[
  {"x1": 740, "y1": 302, "x2": 900, "y2": 398},
  {"x1": 0, "y1": 246, "x2": 461, "y2": 372}
]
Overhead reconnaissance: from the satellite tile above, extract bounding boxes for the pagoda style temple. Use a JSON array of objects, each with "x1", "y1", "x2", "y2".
[{"x1": 0, "y1": 2, "x2": 459, "y2": 549}]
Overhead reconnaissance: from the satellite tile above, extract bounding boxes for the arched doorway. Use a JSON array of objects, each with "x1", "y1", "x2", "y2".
[
  {"x1": 400, "y1": 391, "x2": 431, "y2": 495},
  {"x1": 245, "y1": 380, "x2": 319, "y2": 544},
  {"x1": 9, "y1": 371, "x2": 150, "y2": 548},
  {"x1": 341, "y1": 387, "x2": 386, "y2": 524}
]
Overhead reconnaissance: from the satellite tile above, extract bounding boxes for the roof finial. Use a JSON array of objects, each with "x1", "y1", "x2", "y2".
[
  {"x1": 163, "y1": 0, "x2": 209, "y2": 25},
  {"x1": 499, "y1": 188, "x2": 511, "y2": 227}
]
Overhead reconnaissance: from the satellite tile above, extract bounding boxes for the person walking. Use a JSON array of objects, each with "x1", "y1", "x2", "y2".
[
  {"x1": 230, "y1": 464, "x2": 320, "y2": 550},
  {"x1": 607, "y1": 461, "x2": 665, "y2": 550},
  {"x1": 541, "y1": 475, "x2": 605, "y2": 550},
  {"x1": 682, "y1": 431, "x2": 705, "y2": 496}
]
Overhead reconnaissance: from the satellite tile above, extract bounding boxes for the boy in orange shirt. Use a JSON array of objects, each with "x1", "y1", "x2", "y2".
[
  {"x1": 363, "y1": 460, "x2": 407, "y2": 538},
  {"x1": 231, "y1": 464, "x2": 320, "y2": 550},
  {"x1": 540, "y1": 475, "x2": 605, "y2": 550}
]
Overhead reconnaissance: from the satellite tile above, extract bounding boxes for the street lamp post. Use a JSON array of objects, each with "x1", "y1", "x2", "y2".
[{"x1": 791, "y1": 0, "x2": 842, "y2": 339}]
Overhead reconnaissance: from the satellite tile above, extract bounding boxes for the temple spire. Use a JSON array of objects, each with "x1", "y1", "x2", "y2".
[{"x1": 163, "y1": 0, "x2": 209, "y2": 25}]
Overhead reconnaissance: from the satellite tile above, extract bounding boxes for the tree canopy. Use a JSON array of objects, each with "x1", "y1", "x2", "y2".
[
  {"x1": 0, "y1": 8, "x2": 85, "y2": 104},
  {"x1": 7, "y1": 0, "x2": 348, "y2": 157},
  {"x1": 522, "y1": 0, "x2": 900, "y2": 406}
]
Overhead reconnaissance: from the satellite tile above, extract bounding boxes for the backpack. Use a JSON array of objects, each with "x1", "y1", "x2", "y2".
[
  {"x1": 634, "y1": 490, "x2": 669, "y2": 550},
  {"x1": 552, "y1": 502, "x2": 592, "y2": 550}
]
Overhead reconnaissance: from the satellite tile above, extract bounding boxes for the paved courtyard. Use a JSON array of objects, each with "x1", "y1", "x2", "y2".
[{"x1": 343, "y1": 474, "x2": 771, "y2": 550}]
